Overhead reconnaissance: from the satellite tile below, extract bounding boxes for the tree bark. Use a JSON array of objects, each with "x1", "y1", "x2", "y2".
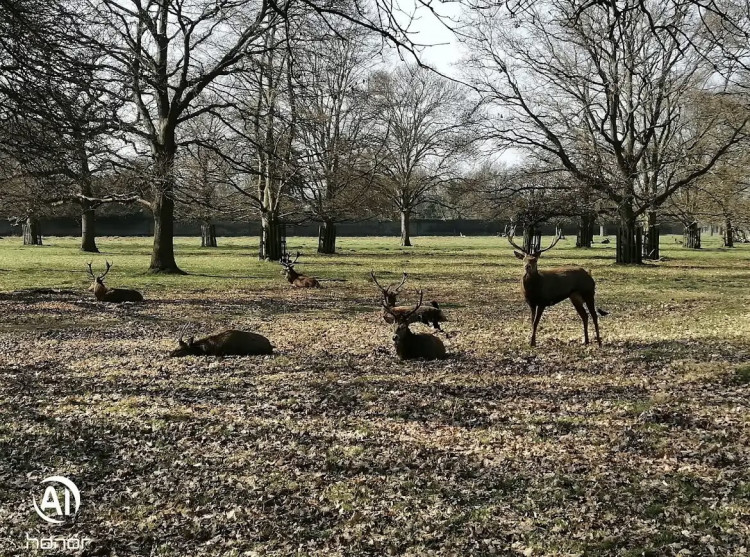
[
  {"x1": 683, "y1": 222, "x2": 701, "y2": 249},
  {"x1": 201, "y1": 222, "x2": 217, "y2": 247},
  {"x1": 80, "y1": 201, "x2": 99, "y2": 253},
  {"x1": 576, "y1": 214, "x2": 595, "y2": 248},
  {"x1": 523, "y1": 225, "x2": 541, "y2": 253},
  {"x1": 22, "y1": 216, "x2": 42, "y2": 245},
  {"x1": 260, "y1": 213, "x2": 283, "y2": 261},
  {"x1": 643, "y1": 211, "x2": 660, "y2": 260},
  {"x1": 149, "y1": 143, "x2": 184, "y2": 274},
  {"x1": 724, "y1": 218, "x2": 734, "y2": 247},
  {"x1": 616, "y1": 205, "x2": 642, "y2": 264},
  {"x1": 401, "y1": 210, "x2": 412, "y2": 247},
  {"x1": 318, "y1": 219, "x2": 336, "y2": 254}
]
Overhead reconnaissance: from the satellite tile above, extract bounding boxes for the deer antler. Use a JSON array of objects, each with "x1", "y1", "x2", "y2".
[
  {"x1": 101, "y1": 260, "x2": 113, "y2": 280},
  {"x1": 370, "y1": 270, "x2": 387, "y2": 293},
  {"x1": 177, "y1": 323, "x2": 190, "y2": 343},
  {"x1": 391, "y1": 272, "x2": 408, "y2": 294},
  {"x1": 86, "y1": 262, "x2": 96, "y2": 280},
  {"x1": 401, "y1": 290, "x2": 424, "y2": 322},
  {"x1": 506, "y1": 229, "x2": 527, "y2": 254},
  {"x1": 536, "y1": 234, "x2": 562, "y2": 255}
]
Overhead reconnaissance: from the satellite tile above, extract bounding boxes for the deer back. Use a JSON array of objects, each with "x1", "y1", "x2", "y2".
[
  {"x1": 101, "y1": 288, "x2": 144, "y2": 303},
  {"x1": 293, "y1": 275, "x2": 320, "y2": 288},
  {"x1": 393, "y1": 325, "x2": 447, "y2": 360},
  {"x1": 171, "y1": 330, "x2": 272, "y2": 357},
  {"x1": 523, "y1": 266, "x2": 596, "y2": 306}
]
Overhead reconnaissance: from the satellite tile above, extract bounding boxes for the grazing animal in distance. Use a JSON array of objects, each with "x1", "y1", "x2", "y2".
[
  {"x1": 601, "y1": 238, "x2": 611, "y2": 244},
  {"x1": 371, "y1": 271, "x2": 447, "y2": 330},
  {"x1": 507, "y1": 233, "x2": 608, "y2": 347},
  {"x1": 87, "y1": 261, "x2": 143, "y2": 303},
  {"x1": 169, "y1": 329, "x2": 273, "y2": 357},
  {"x1": 281, "y1": 252, "x2": 320, "y2": 288},
  {"x1": 384, "y1": 291, "x2": 447, "y2": 360}
]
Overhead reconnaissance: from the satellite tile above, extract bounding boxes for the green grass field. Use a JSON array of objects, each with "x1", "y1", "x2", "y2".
[{"x1": 0, "y1": 235, "x2": 748, "y2": 556}]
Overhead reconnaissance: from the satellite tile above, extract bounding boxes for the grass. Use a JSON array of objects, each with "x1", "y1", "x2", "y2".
[{"x1": 0, "y1": 234, "x2": 748, "y2": 556}]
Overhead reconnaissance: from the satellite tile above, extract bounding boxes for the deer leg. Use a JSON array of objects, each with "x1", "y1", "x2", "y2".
[
  {"x1": 570, "y1": 293, "x2": 589, "y2": 344},
  {"x1": 584, "y1": 295, "x2": 602, "y2": 346},
  {"x1": 531, "y1": 305, "x2": 545, "y2": 347}
]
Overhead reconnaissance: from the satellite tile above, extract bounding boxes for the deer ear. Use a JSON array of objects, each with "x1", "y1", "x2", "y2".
[
  {"x1": 178, "y1": 339, "x2": 187, "y2": 348},
  {"x1": 513, "y1": 251, "x2": 525, "y2": 260},
  {"x1": 187, "y1": 336, "x2": 194, "y2": 346}
]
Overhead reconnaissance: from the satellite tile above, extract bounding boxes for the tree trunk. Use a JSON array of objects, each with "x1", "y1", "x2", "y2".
[
  {"x1": 150, "y1": 192, "x2": 184, "y2": 273},
  {"x1": 81, "y1": 202, "x2": 99, "y2": 253},
  {"x1": 22, "y1": 216, "x2": 42, "y2": 245},
  {"x1": 643, "y1": 212, "x2": 660, "y2": 260},
  {"x1": 683, "y1": 222, "x2": 701, "y2": 249},
  {"x1": 616, "y1": 206, "x2": 642, "y2": 264},
  {"x1": 260, "y1": 213, "x2": 283, "y2": 261},
  {"x1": 318, "y1": 219, "x2": 336, "y2": 254},
  {"x1": 724, "y1": 218, "x2": 734, "y2": 247},
  {"x1": 201, "y1": 222, "x2": 217, "y2": 247},
  {"x1": 576, "y1": 214, "x2": 595, "y2": 248},
  {"x1": 400, "y1": 210, "x2": 412, "y2": 247},
  {"x1": 600, "y1": 225, "x2": 606, "y2": 237},
  {"x1": 523, "y1": 225, "x2": 541, "y2": 253}
]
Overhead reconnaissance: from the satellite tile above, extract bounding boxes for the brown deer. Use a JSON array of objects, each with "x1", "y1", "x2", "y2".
[
  {"x1": 87, "y1": 261, "x2": 144, "y2": 303},
  {"x1": 281, "y1": 252, "x2": 320, "y2": 288},
  {"x1": 169, "y1": 329, "x2": 273, "y2": 357},
  {"x1": 371, "y1": 271, "x2": 446, "y2": 330},
  {"x1": 507, "y1": 233, "x2": 608, "y2": 347},
  {"x1": 384, "y1": 291, "x2": 447, "y2": 360}
]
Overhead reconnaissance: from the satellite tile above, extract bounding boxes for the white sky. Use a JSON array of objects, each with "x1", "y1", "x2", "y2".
[{"x1": 393, "y1": 0, "x2": 466, "y2": 76}]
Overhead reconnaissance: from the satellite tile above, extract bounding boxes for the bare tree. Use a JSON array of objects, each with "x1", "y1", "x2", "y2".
[
  {"x1": 291, "y1": 22, "x2": 380, "y2": 254},
  {"x1": 464, "y1": 0, "x2": 749, "y2": 263},
  {"x1": 368, "y1": 65, "x2": 474, "y2": 246}
]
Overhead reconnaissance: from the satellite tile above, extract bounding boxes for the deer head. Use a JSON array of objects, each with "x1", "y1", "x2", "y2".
[
  {"x1": 86, "y1": 260, "x2": 113, "y2": 292},
  {"x1": 507, "y1": 229, "x2": 562, "y2": 275},
  {"x1": 383, "y1": 289, "x2": 423, "y2": 339},
  {"x1": 170, "y1": 325, "x2": 196, "y2": 357},
  {"x1": 280, "y1": 251, "x2": 300, "y2": 277},
  {"x1": 371, "y1": 271, "x2": 408, "y2": 307}
]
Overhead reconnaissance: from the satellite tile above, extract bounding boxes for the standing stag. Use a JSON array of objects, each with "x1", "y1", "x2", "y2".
[
  {"x1": 507, "y1": 233, "x2": 608, "y2": 346},
  {"x1": 371, "y1": 271, "x2": 446, "y2": 330},
  {"x1": 87, "y1": 261, "x2": 144, "y2": 303},
  {"x1": 281, "y1": 252, "x2": 320, "y2": 288},
  {"x1": 384, "y1": 290, "x2": 447, "y2": 360}
]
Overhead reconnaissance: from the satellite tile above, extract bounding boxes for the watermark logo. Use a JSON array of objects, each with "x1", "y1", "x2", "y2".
[{"x1": 32, "y1": 476, "x2": 81, "y2": 525}]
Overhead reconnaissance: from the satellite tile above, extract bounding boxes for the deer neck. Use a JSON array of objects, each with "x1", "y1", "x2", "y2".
[{"x1": 93, "y1": 281, "x2": 108, "y2": 300}]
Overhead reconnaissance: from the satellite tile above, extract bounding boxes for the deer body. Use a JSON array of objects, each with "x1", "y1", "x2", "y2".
[
  {"x1": 371, "y1": 271, "x2": 446, "y2": 330},
  {"x1": 284, "y1": 267, "x2": 320, "y2": 288},
  {"x1": 170, "y1": 330, "x2": 273, "y2": 357},
  {"x1": 88, "y1": 261, "x2": 143, "y2": 303},
  {"x1": 281, "y1": 252, "x2": 320, "y2": 288},
  {"x1": 508, "y1": 233, "x2": 607, "y2": 347},
  {"x1": 382, "y1": 302, "x2": 446, "y2": 330},
  {"x1": 393, "y1": 325, "x2": 447, "y2": 360}
]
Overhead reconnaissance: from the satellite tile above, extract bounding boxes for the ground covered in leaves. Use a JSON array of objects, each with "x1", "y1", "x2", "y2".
[{"x1": 0, "y1": 235, "x2": 748, "y2": 556}]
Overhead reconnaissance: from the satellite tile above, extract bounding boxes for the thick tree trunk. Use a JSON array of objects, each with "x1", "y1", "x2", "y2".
[
  {"x1": 523, "y1": 225, "x2": 541, "y2": 253},
  {"x1": 81, "y1": 202, "x2": 98, "y2": 253},
  {"x1": 201, "y1": 222, "x2": 217, "y2": 248},
  {"x1": 724, "y1": 218, "x2": 734, "y2": 247},
  {"x1": 401, "y1": 211, "x2": 412, "y2": 247},
  {"x1": 22, "y1": 216, "x2": 42, "y2": 245},
  {"x1": 683, "y1": 222, "x2": 701, "y2": 249},
  {"x1": 260, "y1": 213, "x2": 283, "y2": 261},
  {"x1": 150, "y1": 193, "x2": 184, "y2": 273},
  {"x1": 576, "y1": 214, "x2": 595, "y2": 248},
  {"x1": 643, "y1": 211, "x2": 660, "y2": 260},
  {"x1": 616, "y1": 206, "x2": 642, "y2": 264},
  {"x1": 318, "y1": 219, "x2": 336, "y2": 254}
]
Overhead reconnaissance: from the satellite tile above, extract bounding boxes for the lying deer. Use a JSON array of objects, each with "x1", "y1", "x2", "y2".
[
  {"x1": 169, "y1": 329, "x2": 273, "y2": 357},
  {"x1": 371, "y1": 271, "x2": 446, "y2": 330},
  {"x1": 87, "y1": 261, "x2": 144, "y2": 303},
  {"x1": 508, "y1": 233, "x2": 608, "y2": 346},
  {"x1": 281, "y1": 252, "x2": 320, "y2": 288},
  {"x1": 384, "y1": 291, "x2": 447, "y2": 360}
]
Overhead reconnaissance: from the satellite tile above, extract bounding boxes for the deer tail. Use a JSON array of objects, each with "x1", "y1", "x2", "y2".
[{"x1": 596, "y1": 308, "x2": 609, "y2": 317}]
